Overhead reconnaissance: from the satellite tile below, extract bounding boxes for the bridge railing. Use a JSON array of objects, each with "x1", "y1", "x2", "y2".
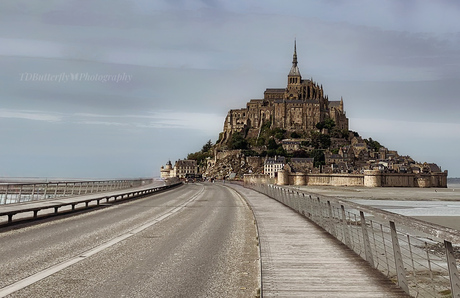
[
  {"x1": 0, "y1": 179, "x2": 153, "y2": 205},
  {"x1": 247, "y1": 182, "x2": 460, "y2": 298}
]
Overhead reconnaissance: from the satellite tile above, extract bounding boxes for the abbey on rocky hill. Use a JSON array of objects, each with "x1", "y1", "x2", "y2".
[{"x1": 220, "y1": 40, "x2": 349, "y2": 144}]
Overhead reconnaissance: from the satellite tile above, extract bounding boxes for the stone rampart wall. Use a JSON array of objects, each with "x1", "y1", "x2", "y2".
[
  {"x1": 306, "y1": 174, "x2": 364, "y2": 186},
  {"x1": 243, "y1": 174, "x2": 275, "y2": 186},
  {"x1": 244, "y1": 171, "x2": 447, "y2": 188},
  {"x1": 381, "y1": 173, "x2": 415, "y2": 187}
]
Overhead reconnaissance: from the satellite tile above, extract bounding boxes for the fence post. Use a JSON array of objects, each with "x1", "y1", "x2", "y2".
[
  {"x1": 287, "y1": 190, "x2": 292, "y2": 207},
  {"x1": 296, "y1": 192, "x2": 301, "y2": 213},
  {"x1": 18, "y1": 185, "x2": 22, "y2": 203},
  {"x1": 389, "y1": 221, "x2": 409, "y2": 294},
  {"x1": 300, "y1": 193, "x2": 306, "y2": 216},
  {"x1": 31, "y1": 184, "x2": 36, "y2": 201},
  {"x1": 4, "y1": 185, "x2": 9, "y2": 204},
  {"x1": 445, "y1": 240, "x2": 460, "y2": 297},
  {"x1": 341, "y1": 205, "x2": 351, "y2": 248},
  {"x1": 360, "y1": 211, "x2": 375, "y2": 268},
  {"x1": 44, "y1": 183, "x2": 48, "y2": 199},
  {"x1": 327, "y1": 201, "x2": 336, "y2": 237},
  {"x1": 316, "y1": 197, "x2": 322, "y2": 227},
  {"x1": 308, "y1": 195, "x2": 313, "y2": 219}
]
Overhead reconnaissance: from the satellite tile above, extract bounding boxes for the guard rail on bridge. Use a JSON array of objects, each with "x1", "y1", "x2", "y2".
[
  {"x1": 0, "y1": 179, "x2": 181, "y2": 224},
  {"x1": 0, "y1": 179, "x2": 153, "y2": 205},
  {"x1": 247, "y1": 182, "x2": 460, "y2": 298}
]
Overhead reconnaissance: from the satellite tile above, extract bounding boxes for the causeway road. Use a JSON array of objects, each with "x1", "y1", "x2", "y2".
[{"x1": 0, "y1": 183, "x2": 259, "y2": 297}]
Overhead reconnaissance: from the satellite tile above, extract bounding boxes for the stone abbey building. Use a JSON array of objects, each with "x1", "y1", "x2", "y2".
[{"x1": 220, "y1": 41, "x2": 349, "y2": 143}]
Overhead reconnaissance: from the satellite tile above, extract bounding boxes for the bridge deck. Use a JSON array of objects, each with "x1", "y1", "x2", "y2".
[
  {"x1": 0, "y1": 181, "x2": 168, "y2": 224},
  {"x1": 229, "y1": 184, "x2": 409, "y2": 298}
]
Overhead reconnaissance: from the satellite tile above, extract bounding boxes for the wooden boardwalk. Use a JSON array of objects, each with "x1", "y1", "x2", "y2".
[{"x1": 229, "y1": 184, "x2": 409, "y2": 298}]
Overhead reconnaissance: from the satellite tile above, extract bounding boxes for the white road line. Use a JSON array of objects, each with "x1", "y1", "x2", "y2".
[{"x1": 0, "y1": 185, "x2": 205, "y2": 298}]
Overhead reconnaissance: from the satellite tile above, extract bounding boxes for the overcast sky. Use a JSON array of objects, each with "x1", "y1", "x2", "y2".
[{"x1": 0, "y1": 0, "x2": 459, "y2": 179}]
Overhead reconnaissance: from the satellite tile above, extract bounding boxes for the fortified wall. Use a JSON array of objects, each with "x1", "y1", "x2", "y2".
[{"x1": 244, "y1": 170, "x2": 448, "y2": 188}]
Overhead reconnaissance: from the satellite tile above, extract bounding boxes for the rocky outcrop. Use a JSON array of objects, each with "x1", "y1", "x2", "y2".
[{"x1": 205, "y1": 150, "x2": 264, "y2": 179}]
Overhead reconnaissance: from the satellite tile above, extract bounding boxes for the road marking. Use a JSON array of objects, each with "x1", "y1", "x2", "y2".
[{"x1": 0, "y1": 185, "x2": 205, "y2": 298}]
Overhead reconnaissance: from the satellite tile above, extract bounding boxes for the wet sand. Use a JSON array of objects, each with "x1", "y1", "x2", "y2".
[
  {"x1": 291, "y1": 184, "x2": 460, "y2": 230},
  {"x1": 412, "y1": 216, "x2": 460, "y2": 230},
  {"x1": 293, "y1": 185, "x2": 460, "y2": 201}
]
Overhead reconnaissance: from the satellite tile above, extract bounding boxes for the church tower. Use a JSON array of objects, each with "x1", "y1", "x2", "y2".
[{"x1": 286, "y1": 40, "x2": 302, "y2": 99}]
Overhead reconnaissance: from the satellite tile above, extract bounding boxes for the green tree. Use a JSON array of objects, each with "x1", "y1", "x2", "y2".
[
  {"x1": 187, "y1": 152, "x2": 208, "y2": 166},
  {"x1": 310, "y1": 131, "x2": 321, "y2": 148},
  {"x1": 201, "y1": 139, "x2": 213, "y2": 153},
  {"x1": 310, "y1": 149, "x2": 325, "y2": 168},
  {"x1": 316, "y1": 118, "x2": 335, "y2": 131},
  {"x1": 319, "y1": 134, "x2": 331, "y2": 149},
  {"x1": 275, "y1": 146, "x2": 287, "y2": 156},
  {"x1": 290, "y1": 131, "x2": 301, "y2": 138},
  {"x1": 324, "y1": 118, "x2": 336, "y2": 130},
  {"x1": 261, "y1": 120, "x2": 271, "y2": 133},
  {"x1": 228, "y1": 132, "x2": 248, "y2": 150},
  {"x1": 267, "y1": 138, "x2": 278, "y2": 150},
  {"x1": 310, "y1": 131, "x2": 331, "y2": 149},
  {"x1": 256, "y1": 137, "x2": 266, "y2": 146},
  {"x1": 301, "y1": 140, "x2": 311, "y2": 147},
  {"x1": 316, "y1": 122, "x2": 325, "y2": 130},
  {"x1": 270, "y1": 127, "x2": 286, "y2": 140},
  {"x1": 365, "y1": 138, "x2": 383, "y2": 152},
  {"x1": 292, "y1": 150, "x2": 308, "y2": 158},
  {"x1": 187, "y1": 140, "x2": 215, "y2": 167}
]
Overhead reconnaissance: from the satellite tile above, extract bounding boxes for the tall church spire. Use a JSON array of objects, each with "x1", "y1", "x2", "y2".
[
  {"x1": 292, "y1": 39, "x2": 298, "y2": 67},
  {"x1": 289, "y1": 39, "x2": 301, "y2": 77}
]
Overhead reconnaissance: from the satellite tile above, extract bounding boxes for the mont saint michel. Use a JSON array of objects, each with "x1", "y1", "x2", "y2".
[{"x1": 163, "y1": 42, "x2": 447, "y2": 188}]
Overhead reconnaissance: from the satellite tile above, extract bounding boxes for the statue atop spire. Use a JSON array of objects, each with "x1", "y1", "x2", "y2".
[{"x1": 289, "y1": 39, "x2": 301, "y2": 77}]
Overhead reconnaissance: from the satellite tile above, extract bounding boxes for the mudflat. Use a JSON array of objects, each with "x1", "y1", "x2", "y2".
[
  {"x1": 292, "y1": 185, "x2": 460, "y2": 201},
  {"x1": 291, "y1": 185, "x2": 460, "y2": 230}
]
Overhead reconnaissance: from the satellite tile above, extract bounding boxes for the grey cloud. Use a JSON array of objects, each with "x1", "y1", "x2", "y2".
[{"x1": 1, "y1": 0, "x2": 459, "y2": 177}]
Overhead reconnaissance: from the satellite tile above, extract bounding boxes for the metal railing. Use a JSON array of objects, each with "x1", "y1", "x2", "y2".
[
  {"x1": 0, "y1": 179, "x2": 153, "y2": 205},
  {"x1": 247, "y1": 182, "x2": 460, "y2": 298}
]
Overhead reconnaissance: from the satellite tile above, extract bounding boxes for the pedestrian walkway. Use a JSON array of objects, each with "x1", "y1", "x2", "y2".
[{"x1": 228, "y1": 184, "x2": 409, "y2": 298}]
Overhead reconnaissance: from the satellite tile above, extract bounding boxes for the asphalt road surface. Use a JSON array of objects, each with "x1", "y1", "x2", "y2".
[{"x1": 0, "y1": 183, "x2": 260, "y2": 298}]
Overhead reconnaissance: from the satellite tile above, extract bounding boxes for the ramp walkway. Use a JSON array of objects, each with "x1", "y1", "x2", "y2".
[{"x1": 228, "y1": 183, "x2": 408, "y2": 298}]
